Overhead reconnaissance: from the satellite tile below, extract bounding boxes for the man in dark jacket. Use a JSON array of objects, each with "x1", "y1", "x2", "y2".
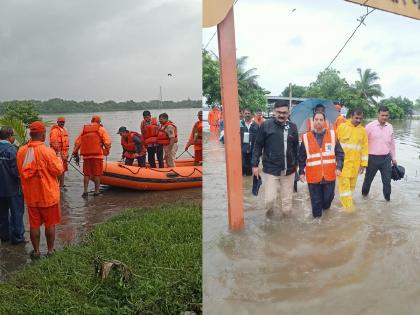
[
  {"x1": 252, "y1": 102, "x2": 299, "y2": 216},
  {"x1": 0, "y1": 127, "x2": 25, "y2": 244},
  {"x1": 240, "y1": 108, "x2": 259, "y2": 176}
]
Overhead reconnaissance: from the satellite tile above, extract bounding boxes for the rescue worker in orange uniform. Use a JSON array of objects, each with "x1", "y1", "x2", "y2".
[
  {"x1": 49, "y1": 116, "x2": 70, "y2": 187},
  {"x1": 333, "y1": 102, "x2": 346, "y2": 131},
  {"x1": 140, "y1": 110, "x2": 164, "y2": 168},
  {"x1": 72, "y1": 115, "x2": 112, "y2": 197},
  {"x1": 157, "y1": 113, "x2": 178, "y2": 167},
  {"x1": 306, "y1": 104, "x2": 332, "y2": 131},
  {"x1": 16, "y1": 121, "x2": 64, "y2": 259},
  {"x1": 208, "y1": 105, "x2": 220, "y2": 132},
  {"x1": 185, "y1": 111, "x2": 203, "y2": 165},
  {"x1": 117, "y1": 126, "x2": 147, "y2": 167},
  {"x1": 253, "y1": 111, "x2": 265, "y2": 126},
  {"x1": 299, "y1": 112, "x2": 345, "y2": 218}
]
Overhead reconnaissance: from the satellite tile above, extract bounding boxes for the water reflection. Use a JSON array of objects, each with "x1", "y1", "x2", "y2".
[{"x1": 204, "y1": 119, "x2": 420, "y2": 314}]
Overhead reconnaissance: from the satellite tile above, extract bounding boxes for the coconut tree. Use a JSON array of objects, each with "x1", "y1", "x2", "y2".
[
  {"x1": 354, "y1": 68, "x2": 384, "y2": 105},
  {"x1": 0, "y1": 116, "x2": 28, "y2": 146}
]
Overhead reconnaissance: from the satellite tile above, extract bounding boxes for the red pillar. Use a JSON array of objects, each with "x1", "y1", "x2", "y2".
[{"x1": 217, "y1": 7, "x2": 244, "y2": 230}]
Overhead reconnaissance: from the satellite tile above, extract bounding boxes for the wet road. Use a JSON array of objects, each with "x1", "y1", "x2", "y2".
[
  {"x1": 0, "y1": 108, "x2": 201, "y2": 281},
  {"x1": 203, "y1": 119, "x2": 420, "y2": 314}
]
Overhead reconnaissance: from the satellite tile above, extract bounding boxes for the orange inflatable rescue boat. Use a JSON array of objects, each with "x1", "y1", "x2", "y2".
[{"x1": 100, "y1": 158, "x2": 202, "y2": 190}]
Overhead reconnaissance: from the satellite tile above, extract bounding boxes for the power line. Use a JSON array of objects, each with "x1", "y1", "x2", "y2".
[{"x1": 326, "y1": 6, "x2": 375, "y2": 69}]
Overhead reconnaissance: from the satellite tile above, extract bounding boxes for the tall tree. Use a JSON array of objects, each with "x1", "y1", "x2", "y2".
[
  {"x1": 354, "y1": 68, "x2": 384, "y2": 105},
  {"x1": 304, "y1": 68, "x2": 373, "y2": 117},
  {"x1": 202, "y1": 50, "x2": 221, "y2": 106},
  {"x1": 281, "y1": 84, "x2": 307, "y2": 98},
  {"x1": 202, "y1": 49, "x2": 269, "y2": 112},
  {"x1": 379, "y1": 96, "x2": 413, "y2": 118}
]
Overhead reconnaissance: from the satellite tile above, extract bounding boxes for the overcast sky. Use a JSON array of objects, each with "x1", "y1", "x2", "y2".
[
  {"x1": 0, "y1": 0, "x2": 201, "y2": 102},
  {"x1": 203, "y1": 0, "x2": 420, "y2": 101}
]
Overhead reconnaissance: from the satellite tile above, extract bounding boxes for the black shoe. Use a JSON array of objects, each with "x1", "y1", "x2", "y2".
[
  {"x1": 0, "y1": 238, "x2": 10, "y2": 243},
  {"x1": 93, "y1": 192, "x2": 102, "y2": 196},
  {"x1": 385, "y1": 196, "x2": 390, "y2": 201},
  {"x1": 82, "y1": 192, "x2": 88, "y2": 198}
]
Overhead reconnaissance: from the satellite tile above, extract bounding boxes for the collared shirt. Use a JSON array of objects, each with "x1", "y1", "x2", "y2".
[
  {"x1": 0, "y1": 140, "x2": 10, "y2": 144},
  {"x1": 365, "y1": 120, "x2": 396, "y2": 159}
]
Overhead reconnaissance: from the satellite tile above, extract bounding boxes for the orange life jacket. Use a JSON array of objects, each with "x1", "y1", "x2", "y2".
[
  {"x1": 50, "y1": 125, "x2": 70, "y2": 153},
  {"x1": 80, "y1": 124, "x2": 103, "y2": 156},
  {"x1": 156, "y1": 121, "x2": 178, "y2": 145},
  {"x1": 307, "y1": 118, "x2": 330, "y2": 131},
  {"x1": 141, "y1": 117, "x2": 159, "y2": 145},
  {"x1": 193, "y1": 121, "x2": 202, "y2": 145},
  {"x1": 254, "y1": 116, "x2": 265, "y2": 126},
  {"x1": 302, "y1": 130, "x2": 337, "y2": 183},
  {"x1": 121, "y1": 131, "x2": 146, "y2": 159},
  {"x1": 334, "y1": 115, "x2": 346, "y2": 131}
]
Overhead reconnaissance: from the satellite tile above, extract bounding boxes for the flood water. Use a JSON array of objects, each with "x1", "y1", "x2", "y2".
[
  {"x1": 204, "y1": 119, "x2": 420, "y2": 314},
  {"x1": 0, "y1": 108, "x2": 201, "y2": 282}
]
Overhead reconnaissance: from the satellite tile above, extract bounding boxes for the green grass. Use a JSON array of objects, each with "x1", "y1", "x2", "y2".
[{"x1": 0, "y1": 202, "x2": 202, "y2": 314}]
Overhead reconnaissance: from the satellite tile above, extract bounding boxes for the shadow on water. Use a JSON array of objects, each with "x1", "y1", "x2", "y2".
[
  {"x1": 204, "y1": 119, "x2": 420, "y2": 315},
  {"x1": 0, "y1": 109, "x2": 202, "y2": 282}
]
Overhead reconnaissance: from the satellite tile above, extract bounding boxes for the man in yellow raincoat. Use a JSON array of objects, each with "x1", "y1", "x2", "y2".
[{"x1": 336, "y1": 108, "x2": 368, "y2": 209}]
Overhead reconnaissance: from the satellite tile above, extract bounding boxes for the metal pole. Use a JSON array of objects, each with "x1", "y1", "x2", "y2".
[
  {"x1": 289, "y1": 82, "x2": 292, "y2": 109},
  {"x1": 217, "y1": 7, "x2": 244, "y2": 230},
  {"x1": 159, "y1": 85, "x2": 163, "y2": 109}
]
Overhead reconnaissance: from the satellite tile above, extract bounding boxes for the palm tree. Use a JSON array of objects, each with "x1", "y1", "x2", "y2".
[
  {"x1": 236, "y1": 56, "x2": 260, "y2": 88},
  {"x1": 0, "y1": 116, "x2": 28, "y2": 146},
  {"x1": 354, "y1": 68, "x2": 384, "y2": 105}
]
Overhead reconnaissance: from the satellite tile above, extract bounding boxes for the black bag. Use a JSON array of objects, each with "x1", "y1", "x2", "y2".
[
  {"x1": 391, "y1": 165, "x2": 405, "y2": 181},
  {"x1": 252, "y1": 175, "x2": 262, "y2": 196}
]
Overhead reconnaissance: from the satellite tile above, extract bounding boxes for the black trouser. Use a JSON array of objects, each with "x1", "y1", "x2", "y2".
[
  {"x1": 125, "y1": 155, "x2": 146, "y2": 167},
  {"x1": 147, "y1": 145, "x2": 164, "y2": 168},
  {"x1": 362, "y1": 154, "x2": 392, "y2": 200},
  {"x1": 242, "y1": 150, "x2": 252, "y2": 176},
  {"x1": 308, "y1": 182, "x2": 335, "y2": 218}
]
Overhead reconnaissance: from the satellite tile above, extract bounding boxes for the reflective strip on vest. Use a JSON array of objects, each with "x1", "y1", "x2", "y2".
[
  {"x1": 361, "y1": 156, "x2": 368, "y2": 161},
  {"x1": 340, "y1": 191, "x2": 352, "y2": 197},
  {"x1": 307, "y1": 159, "x2": 336, "y2": 167},
  {"x1": 341, "y1": 143, "x2": 362, "y2": 150}
]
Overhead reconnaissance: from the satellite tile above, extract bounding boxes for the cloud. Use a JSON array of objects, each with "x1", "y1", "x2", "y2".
[
  {"x1": 0, "y1": 0, "x2": 201, "y2": 101},
  {"x1": 203, "y1": 0, "x2": 420, "y2": 100}
]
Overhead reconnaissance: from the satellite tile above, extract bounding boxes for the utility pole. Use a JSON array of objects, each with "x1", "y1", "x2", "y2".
[
  {"x1": 289, "y1": 82, "x2": 292, "y2": 109},
  {"x1": 159, "y1": 85, "x2": 163, "y2": 109}
]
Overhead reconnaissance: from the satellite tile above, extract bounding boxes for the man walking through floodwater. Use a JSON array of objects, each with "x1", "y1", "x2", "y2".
[
  {"x1": 251, "y1": 102, "x2": 299, "y2": 217},
  {"x1": 16, "y1": 121, "x2": 64, "y2": 258},
  {"x1": 72, "y1": 115, "x2": 112, "y2": 197},
  {"x1": 337, "y1": 108, "x2": 368, "y2": 209},
  {"x1": 299, "y1": 112, "x2": 344, "y2": 218},
  {"x1": 240, "y1": 108, "x2": 259, "y2": 176},
  {"x1": 362, "y1": 106, "x2": 397, "y2": 201}
]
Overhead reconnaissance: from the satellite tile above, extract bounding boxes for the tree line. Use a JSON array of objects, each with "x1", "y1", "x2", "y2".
[
  {"x1": 0, "y1": 98, "x2": 201, "y2": 115},
  {"x1": 280, "y1": 68, "x2": 418, "y2": 119},
  {"x1": 203, "y1": 49, "x2": 420, "y2": 119}
]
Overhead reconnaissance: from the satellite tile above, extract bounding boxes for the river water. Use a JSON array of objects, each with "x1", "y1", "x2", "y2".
[
  {"x1": 203, "y1": 119, "x2": 420, "y2": 315},
  {"x1": 0, "y1": 108, "x2": 201, "y2": 282}
]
